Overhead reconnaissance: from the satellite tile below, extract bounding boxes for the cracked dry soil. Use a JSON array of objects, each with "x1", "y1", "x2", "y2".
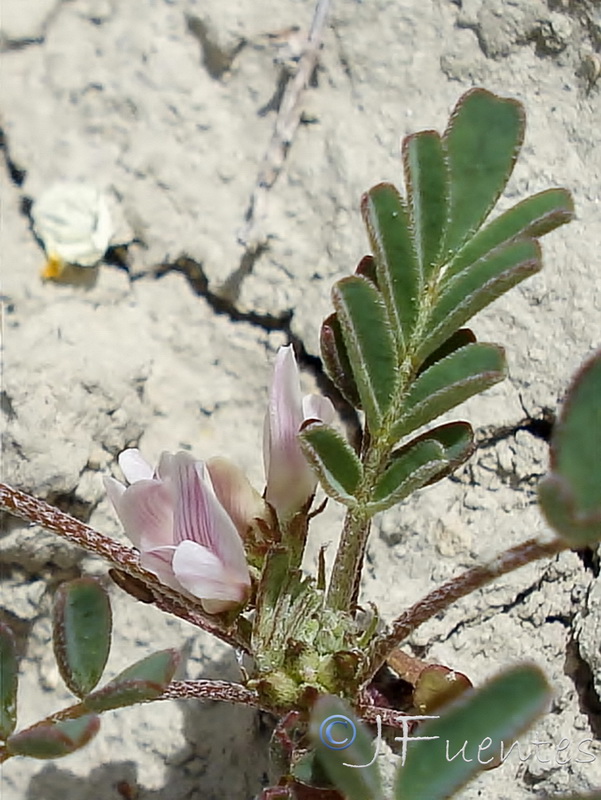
[{"x1": 1, "y1": 0, "x2": 600, "y2": 798}]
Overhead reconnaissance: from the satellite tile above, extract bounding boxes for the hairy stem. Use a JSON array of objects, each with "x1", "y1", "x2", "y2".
[
  {"x1": 0, "y1": 483, "x2": 249, "y2": 651},
  {"x1": 326, "y1": 509, "x2": 371, "y2": 610},
  {"x1": 359, "y1": 536, "x2": 567, "y2": 686},
  {"x1": 0, "y1": 680, "x2": 265, "y2": 763}
]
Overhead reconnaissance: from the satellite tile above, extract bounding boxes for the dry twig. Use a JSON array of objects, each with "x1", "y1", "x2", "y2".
[{"x1": 238, "y1": 0, "x2": 331, "y2": 253}]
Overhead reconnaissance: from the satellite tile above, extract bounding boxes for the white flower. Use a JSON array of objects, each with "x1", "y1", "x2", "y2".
[{"x1": 31, "y1": 181, "x2": 114, "y2": 277}]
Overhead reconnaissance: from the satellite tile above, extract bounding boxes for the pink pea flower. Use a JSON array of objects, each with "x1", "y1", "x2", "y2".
[
  {"x1": 104, "y1": 449, "x2": 252, "y2": 614},
  {"x1": 263, "y1": 345, "x2": 336, "y2": 520}
]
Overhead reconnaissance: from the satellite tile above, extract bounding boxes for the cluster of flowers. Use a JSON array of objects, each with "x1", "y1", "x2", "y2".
[{"x1": 104, "y1": 346, "x2": 334, "y2": 613}]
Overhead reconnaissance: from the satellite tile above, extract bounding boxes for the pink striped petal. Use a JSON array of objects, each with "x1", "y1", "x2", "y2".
[
  {"x1": 170, "y1": 452, "x2": 249, "y2": 577},
  {"x1": 263, "y1": 345, "x2": 304, "y2": 480},
  {"x1": 113, "y1": 478, "x2": 174, "y2": 550},
  {"x1": 118, "y1": 449, "x2": 154, "y2": 484},
  {"x1": 172, "y1": 540, "x2": 250, "y2": 612},
  {"x1": 263, "y1": 346, "x2": 337, "y2": 519}
]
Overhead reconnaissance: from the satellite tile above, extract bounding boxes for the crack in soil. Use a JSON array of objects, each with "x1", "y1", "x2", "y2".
[
  {"x1": 435, "y1": 560, "x2": 574, "y2": 646},
  {"x1": 565, "y1": 636, "x2": 601, "y2": 739},
  {"x1": 576, "y1": 546, "x2": 601, "y2": 578},
  {"x1": 0, "y1": 127, "x2": 26, "y2": 187},
  {"x1": 475, "y1": 408, "x2": 556, "y2": 450},
  {"x1": 149, "y1": 256, "x2": 363, "y2": 451}
]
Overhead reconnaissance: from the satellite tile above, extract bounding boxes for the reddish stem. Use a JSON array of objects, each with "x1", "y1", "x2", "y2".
[
  {"x1": 360, "y1": 536, "x2": 566, "y2": 685},
  {"x1": 0, "y1": 483, "x2": 249, "y2": 651}
]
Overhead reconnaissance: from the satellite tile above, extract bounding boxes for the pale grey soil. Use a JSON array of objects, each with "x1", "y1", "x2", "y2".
[{"x1": 1, "y1": 1, "x2": 600, "y2": 798}]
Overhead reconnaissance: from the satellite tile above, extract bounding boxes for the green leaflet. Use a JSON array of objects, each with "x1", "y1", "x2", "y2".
[
  {"x1": 418, "y1": 238, "x2": 541, "y2": 362},
  {"x1": 7, "y1": 715, "x2": 100, "y2": 760},
  {"x1": 332, "y1": 276, "x2": 397, "y2": 431},
  {"x1": 300, "y1": 422, "x2": 362, "y2": 505},
  {"x1": 444, "y1": 188, "x2": 574, "y2": 283},
  {"x1": 355, "y1": 254, "x2": 378, "y2": 286},
  {"x1": 403, "y1": 130, "x2": 449, "y2": 281},
  {"x1": 394, "y1": 665, "x2": 550, "y2": 800},
  {"x1": 368, "y1": 439, "x2": 448, "y2": 514},
  {"x1": 538, "y1": 476, "x2": 601, "y2": 547},
  {"x1": 367, "y1": 422, "x2": 474, "y2": 513},
  {"x1": 83, "y1": 649, "x2": 179, "y2": 712},
  {"x1": 320, "y1": 313, "x2": 362, "y2": 408},
  {"x1": 416, "y1": 328, "x2": 477, "y2": 377},
  {"x1": 361, "y1": 183, "x2": 420, "y2": 351},
  {"x1": 52, "y1": 578, "x2": 112, "y2": 698},
  {"x1": 539, "y1": 349, "x2": 601, "y2": 546},
  {"x1": 442, "y1": 88, "x2": 525, "y2": 256},
  {"x1": 0, "y1": 622, "x2": 18, "y2": 739},
  {"x1": 393, "y1": 343, "x2": 506, "y2": 441},
  {"x1": 310, "y1": 695, "x2": 385, "y2": 800},
  {"x1": 410, "y1": 421, "x2": 475, "y2": 487}
]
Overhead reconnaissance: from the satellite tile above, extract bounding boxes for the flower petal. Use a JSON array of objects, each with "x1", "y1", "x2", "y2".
[
  {"x1": 207, "y1": 456, "x2": 269, "y2": 538},
  {"x1": 103, "y1": 476, "x2": 126, "y2": 510},
  {"x1": 172, "y1": 540, "x2": 250, "y2": 612},
  {"x1": 140, "y1": 545, "x2": 180, "y2": 591},
  {"x1": 302, "y1": 394, "x2": 336, "y2": 425},
  {"x1": 114, "y1": 479, "x2": 174, "y2": 550},
  {"x1": 118, "y1": 449, "x2": 154, "y2": 484},
  {"x1": 170, "y1": 452, "x2": 250, "y2": 577},
  {"x1": 264, "y1": 345, "x2": 304, "y2": 479},
  {"x1": 155, "y1": 451, "x2": 175, "y2": 481}
]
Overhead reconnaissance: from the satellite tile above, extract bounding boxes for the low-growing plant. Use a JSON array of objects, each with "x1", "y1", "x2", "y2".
[{"x1": 1, "y1": 89, "x2": 599, "y2": 800}]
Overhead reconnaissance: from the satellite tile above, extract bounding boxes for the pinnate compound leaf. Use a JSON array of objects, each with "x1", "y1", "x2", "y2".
[
  {"x1": 320, "y1": 313, "x2": 362, "y2": 408},
  {"x1": 7, "y1": 715, "x2": 100, "y2": 759},
  {"x1": 538, "y1": 349, "x2": 601, "y2": 546},
  {"x1": 418, "y1": 237, "x2": 541, "y2": 362},
  {"x1": 83, "y1": 649, "x2": 179, "y2": 712},
  {"x1": 395, "y1": 664, "x2": 550, "y2": 800},
  {"x1": 368, "y1": 438, "x2": 448, "y2": 513},
  {"x1": 53, "y1": 578, "x2": 112, "y2": 698},
  {"x1": 403, "y1": 130, "x2": 449, "y2": 280},
  {"x1": 444, "y1": 188, "x2": 574, "y2": 283},
  {"x1": 393, "y1": 343, "x2": 506, "y2": 441},
  {"x1": 361, "y1": 183, "x2": 420, "y2": 350},
  {"x1": 0, "y1": 622, "x2": 18, "y2": 739},
  {"x1": 300, "y1": 422, "x2": 362, "y2": 505},
  {"x1": 332, "y1": 276, "x2": 397, "y2": 431},
  {"x1": 443, "y1": 88, "x2": 525, "y2": 256},
  {"x1": 310, "y1": 695, "x2": 385, "y2": 800}
]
